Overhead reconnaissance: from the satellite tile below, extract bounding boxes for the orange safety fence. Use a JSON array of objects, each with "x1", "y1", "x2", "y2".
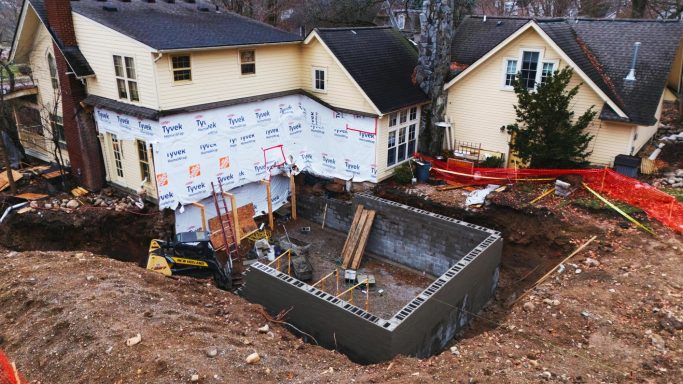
[
  {"x1": 0, "y1": 350, "x2": 26, "y2": 384},
  {"x1": 415, "y1": 154, "x2": 683, "y2": 235}
]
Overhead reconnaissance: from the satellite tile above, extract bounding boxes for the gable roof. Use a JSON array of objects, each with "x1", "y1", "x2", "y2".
[
  {"x1": 313, "y1": 27, "x2": 429, "y2": 114},
  {"x1": 12, "y1": 0, "x2": 94, "y2": 77},
  {"x1": 66, "y1": 0, "x2": 300, "y2": 51},
  {"x1": 450, "y1": 16, "x2": 683, "y2": 126}
]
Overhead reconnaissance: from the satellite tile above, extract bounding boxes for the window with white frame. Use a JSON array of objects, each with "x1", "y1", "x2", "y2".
[
  {"x1": 50, "y1": 114, "x2": 66, "y2": 150},
  {"x1": 47, "y1": 53, "x2": 59, "y2": 89},
  {"x1": 239, "y1": 50, "x2": 256, "y2": 75},
  {"x1": 504, "y1": 59, "x2": 517, "y2": 87},
  {"x1": 540, "y1": 61, "x2": 555, "y2": 84},
  {"x1": 113, "y1": 55, "x2": 139, "y2": 101},
  {"x1": 137, "y1": 139, "x2": 150, "y2": 182},
  {"x1": 503, "y1": 50, "x2": 558, "y2": 89},
  {"x1": 171, "y1": 55, "x2": 192, "y2": 82},
  {"x1": 313, "y1": 67, "x2": 326, "y2": 92},
  {"x1": 387, "y1": 106, "x2": 419, "y2": 167},
  {"x1": 111, "y1": 133, "x2": 124, "y2": 178}
]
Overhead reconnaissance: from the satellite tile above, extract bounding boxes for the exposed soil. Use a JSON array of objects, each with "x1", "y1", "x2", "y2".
[{"x1": 1, "y1": 182, "x2": 682, "y2": 383}]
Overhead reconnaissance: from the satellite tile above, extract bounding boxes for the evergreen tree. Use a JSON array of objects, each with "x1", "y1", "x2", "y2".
[{"x1": 505, "y1": 67, "x2": 596, "y2": 169}]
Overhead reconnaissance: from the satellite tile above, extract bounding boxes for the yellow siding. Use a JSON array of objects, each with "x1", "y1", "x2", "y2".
[
  {"x1": 375, "y1": 115, "x2": 392, "y2": 180},
  {"x1": 300, "y1": 38, "x2": 377, "y2": 114},
  {"x1": 100, "y1": 133, "x2": 158, "y2": 199},
  {"x1": 73, "y1": 13, "x2": 159, "y2": 109},
  {"x1": 446, "y1": 28, "x2": 632, "y2": 167},
  {"x1": 21, "y1": 23, "x2": 69, "y2": 165},
  {"x1": 155, "y1": 44, "x2": 302, "y2": 110}
]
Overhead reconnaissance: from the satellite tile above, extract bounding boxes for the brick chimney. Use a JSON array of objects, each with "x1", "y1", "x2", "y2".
[{"x1": 45, "y1": 0, "x2": 105, "y2": 190}]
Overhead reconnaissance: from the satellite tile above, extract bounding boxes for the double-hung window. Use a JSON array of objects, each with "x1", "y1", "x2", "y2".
[
  {"x1": 47, "y1": 53, "x2": 59, "y2": 89},
  {"x1": 114, "y1": 55, "x2": 139, "y2": 101},
  {"x1": 111, "y1": 134, "x2": 124, "y2": 178},
  {"x1": 540, "y1": 61, "x2": 555, "y2": 84},
  {"x1": 313, "y1": 67, "x2": 326, "y2": 92},
  {"x1": 239, "y1": 50, "x2": 256, "y2": 75},
  {"x1": 520, "y1": 51, "x2": 540, "y2": 89},
  {"x1": 387, "y1": 106, "x2": 419, "y2": 167},
  {"x1": 171, "y1": 55, "x2": 192, "y2": 82},
  {"x1": 137, "y1": 139, "x2": 150, "y2": 182},
  {"x1": 504, "y1": 59, "x2": 517, "y2": 87},
  {"x1": 50, "y1": 114, "x2": 66, "y2": 150}
]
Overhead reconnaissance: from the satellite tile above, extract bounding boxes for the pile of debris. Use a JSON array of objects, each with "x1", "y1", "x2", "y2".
[
  {"x1": 652, "y1": 169, "x2": 683, "y2": 189},
  {"x1": 657, "y1": 125, "x2": 683, "y2": 142},
  {"x1": 23, "y1": 188, "x2": 145, "y2": 213}
]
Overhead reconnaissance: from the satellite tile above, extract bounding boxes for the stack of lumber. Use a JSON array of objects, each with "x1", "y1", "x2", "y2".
[
  {"x1": 71, "y1": 187, "x2": 89, "y2": 197},
  {"x1": 341, "y1": 205, "x2": 376, "y2": 270}
]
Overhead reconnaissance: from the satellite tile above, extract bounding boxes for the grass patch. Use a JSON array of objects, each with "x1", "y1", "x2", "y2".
[{"x1": 572, "y1": 197, "x2": 643, "y2": 216}]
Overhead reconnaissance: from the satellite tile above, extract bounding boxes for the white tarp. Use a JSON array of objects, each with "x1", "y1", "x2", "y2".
[{"x1": 94, "y1": 94, "x2": 378, "y2": 211}]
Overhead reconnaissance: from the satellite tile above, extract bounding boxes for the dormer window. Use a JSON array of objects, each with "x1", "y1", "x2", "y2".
[{"x1": 239, "y1": 50, "x2": 255, "y2": 75}]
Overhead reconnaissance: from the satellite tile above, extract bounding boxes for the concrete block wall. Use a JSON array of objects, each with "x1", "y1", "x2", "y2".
[
  {"x1": 241, "y1": 192, "x2": 502, "y2": 363},
  {"x1": 295, "y1": 193, "x2": 353, "y2": 233}
]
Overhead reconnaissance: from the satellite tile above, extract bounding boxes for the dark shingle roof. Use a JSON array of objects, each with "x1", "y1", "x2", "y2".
[
  {"x1": 315, "y1": 27, "x2": 428, "y2": 113},
  {"x1": 29, "y1": 0, "x2": 94, "y2": 77},
  {"x1": 451, "y1": 16, "x2": 683, "y2": 125},
  {"x1": 67, "y1": 0, "x2": 300, "y2": 50}
]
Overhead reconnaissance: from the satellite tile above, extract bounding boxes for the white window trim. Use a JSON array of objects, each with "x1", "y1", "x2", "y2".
[
  {"x1": 113, "y1": 54, "x2": 140, "y2": 102},
  {"x1": 386, "y1": 106, "x2": 421, "y2": 169},
  {"x1": 518, "y1": 48, "x2": 544, "y2": 90},
  {"x1": 312, "y1": 66, "x2": 327, "y2": 93},
  {"x1": 238, "y1": 49, "x2": 256, "y2": 77},
  {"x1": 540, "y1": 59, "x2": 560, "y2": 84},
  {"x1": 169, "y1": 54, "x2": 193, "y2": 85},
  {"x1": 501, "y1": 57, "x2": 518, "y2": 91}
]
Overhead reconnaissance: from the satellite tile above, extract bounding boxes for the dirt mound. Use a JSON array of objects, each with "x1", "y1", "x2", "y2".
[{"x1": 0, "y1": 208, "x2": 174, "y2": 264}]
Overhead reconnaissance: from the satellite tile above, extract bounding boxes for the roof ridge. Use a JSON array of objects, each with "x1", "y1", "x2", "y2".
[
  {"x1": 467, "y1": 14, "x2": 683, "y2": 24},
  {"x1": 316, "y1": 26, "x2": 393, "y2": 31}
]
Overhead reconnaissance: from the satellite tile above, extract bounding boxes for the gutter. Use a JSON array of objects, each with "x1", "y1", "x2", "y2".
[{"x1": 155, "y1": 40, "x2": 302, "y2": 54}]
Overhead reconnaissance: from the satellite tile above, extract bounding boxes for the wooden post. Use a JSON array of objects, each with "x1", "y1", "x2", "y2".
[
  {"x1": 190, "y1": 202, "x2": 206, "y2": 231},
  {"x1": 223, "y1": 192, "x2": 240, "y2": 241},
  {"x1": 600, "y1": 166, "x2": 607, "y2": 192},
  {"x1": 290, "y1": 172, "x2": 297, "y2": 220},
  {"x1": 670, "y1": 197, "x2": 676, "y2": 219},
  {"x1": 261, "y1": 180, "x2": 274, "y2": 230}
]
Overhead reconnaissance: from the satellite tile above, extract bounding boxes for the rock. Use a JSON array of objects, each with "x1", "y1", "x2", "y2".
[
  {"x1": 540, "y1": 371, "x2": 552, "y2": 379},
  {"x1": 44, "y1": 203, "x2": 52, "y2": 209},
  {"x1": 257, "y1": 324, "x2": 269, "y2": 334},
  {"x1": 676, "y1": 169, "x2": 683, "y2": 177},
  {"x1": 29, "y1": 201, "x2": 38, "y2": 208},
  {"x1": 125, "y1": 333, "x2": 142, "y2": 347},
  {"x1": 94, "y1": 198, "x2": 104, "y2": 206},
  {"x1": 450, "y1": 346, "x2": 460, "y2": 355},
  {"x1": 66, "y1": 199, "x2": 79, "y2": 209},
  {"x1": 650, "y1": 334, "x2": 666, "y2": 351},
  {"x1": 583, "y1": 258, "x2": 600, "y2": 267},
  {"x1": 86, "y1": 275, "x2": 95, "y2": 281},
  {"x1": 523, "y1": 302, "x2": 535, "y2": 312},
  {"x1": 575, "y1": 268, "x2": 582, "y2": 274},
  {"x1": 105, "y1": 346, "x2": 113, "y2": 354},
  {"x1": 246, "y1": 352, "x2": 260, "y2": 364},
  {"x1": 543, "y1": 299, "x2": 560, "y2": 306},
  {"x1": 190, "y1": 374, "x2": 199, "y2": 382},
  {"x1": 206, "y1": 348, "x2": 218, "y2": 358},
  {"x1": 6, "y1": 251, "x2": 17, "y2": 258}
]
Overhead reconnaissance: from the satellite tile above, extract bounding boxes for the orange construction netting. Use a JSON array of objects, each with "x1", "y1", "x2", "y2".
[
  {"x1": 415, "y1": 154, "x2": 683, "y2": 235},
  {"x1": 0, "y1": 350, "x2": 26, "y2": 384}
]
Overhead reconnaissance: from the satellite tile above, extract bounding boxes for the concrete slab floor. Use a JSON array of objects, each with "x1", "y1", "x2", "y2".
[{"x1": 267, "y1": 217, "x2": 434, "y2": 319}]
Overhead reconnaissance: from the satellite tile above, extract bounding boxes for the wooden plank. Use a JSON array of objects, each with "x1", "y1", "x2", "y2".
[
  {"x1": 436, "y1": 183, "x2": 470, "y2": 191},
  {"x1": 290, "y1": 173, "x2": 297, "y2": 220},
  {"x1": 341, "y1": 205, "x2": 364, "y2": 257},
  {"x1": 350, "y1": 210, "x2": 376, "y2": 270},
  {"x1": 0, "y1": 170, "x2": 23, "y2": 191},
  {"x1": 342, "y1": 210, "x2": 369, "y2": 269},
  {"x1": 42, "y1": 170, "x2": 65, "y2": 179},
  {"x1": 15, "y1": 192, "x2": 48, "y2": 201}
]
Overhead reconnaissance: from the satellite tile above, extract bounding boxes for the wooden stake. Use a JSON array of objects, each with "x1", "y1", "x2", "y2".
[
  {"x1": 224, "y1": 192, "x2": 240, "y2": 241},
  {"x1": 351, "y1": 210, "x2": 376, "y2": 270},
  {"x1": 191, "y1": 202, "x2": 206, "y2": 231},
  {"x1": 290, "y1": 172, "x2": 297, "y2": 220},
  {"x1": 261, "y1": 180, "x2": 274, "y2": 230},
  {"x1": 321, "y1": 203, "x2": 328, "y2": 229},
  {"x1": 513, "y1": 236, "x2": 597, "y2": 306}
]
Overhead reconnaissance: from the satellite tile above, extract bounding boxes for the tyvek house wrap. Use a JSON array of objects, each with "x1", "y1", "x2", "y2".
[{"x1": 93, "y1": 94, "x2": 379, "y2": 210}]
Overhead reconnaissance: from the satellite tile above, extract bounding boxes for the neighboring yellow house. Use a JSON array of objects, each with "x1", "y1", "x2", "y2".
[
  {"x1": 445, "y1": 17, "x2": 683, "y2": 167},
  {"x1": 11, "y1": 0, "x2": 428, "y2": 211}
]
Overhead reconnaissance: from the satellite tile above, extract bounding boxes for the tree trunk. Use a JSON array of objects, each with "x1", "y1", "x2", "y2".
[
  {"x1": 415, "y1": 0, "x2": 454, "y2": 156},
  {"x1": 0, "y1": 132, "x2": 17, "y2": 195}
]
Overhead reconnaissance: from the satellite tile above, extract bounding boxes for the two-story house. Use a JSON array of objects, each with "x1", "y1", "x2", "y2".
[
  {"x1": 445, "y1": 16, "x2": 683, "y2": 167},
  {"x1": 10, "y1": 0, "x2": 428, "y2": 230}
]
